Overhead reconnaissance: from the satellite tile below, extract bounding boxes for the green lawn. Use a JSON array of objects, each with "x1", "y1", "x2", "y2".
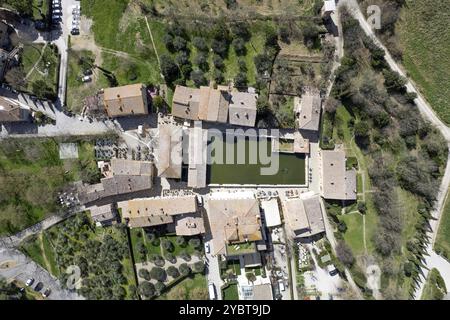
[
  {"x1": 23, "y1": 44, "x2": 59, "y2": 99},
  {"x1": 66, "y1": 48, "x2": 110, "y2": 113},
  {"x1": 397, "y1": 0, "x2": 450, "y2": 125},
  {"x1": 32, "y1": 0, "x2": 49, "y2": 21},
  {"x1": 0, "y1": 138, "x2": 71, "y2": 235},
  {"x1": 20, "y1": 236, "x2": 46, "y2": 269},
  {"x1": 22, "y1": 44, "x2": 44, "y2": 75},
  {"x1": 421, "y1": 268, "x2": 447, "y2": 300},
  {"x1": 222, "y1": 283, "x2": 239, "y2": 300},
  {"x1": 157, "y1": 273, "x2": 208, "y2": 300},
  {"x1": 435, "y1": 193, "x2": 450, "y2": 259},
  {"x1": 340, "y1": 213, "x2": 365, "y2": 255},
  {"x1": 80, "y1": 0, "x2": 161, "y2": 87}
]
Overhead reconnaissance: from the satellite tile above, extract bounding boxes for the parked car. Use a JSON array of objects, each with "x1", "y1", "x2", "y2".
[
  {"x1": 196, "y1": 195, "x2": 204, "y2": 207},
  {"x1": 34, "y1": 282, "x2": 43, "y2": 292},
  {"x1": 42, "y1": 288, "x2": 51, "y2": 298},
  {"x1": 205, "y1": 242, "x2": 210, "y2": 254},
  {"x1": 278, "y1": 281, "x2": 285, "y2": 292},
  {"x1": 81, "y1": 76, "x2": 91, "y2": 83},
  {"x1": 208, "y1": 283, "x2": 216, "y2": 300},
  {"x1": 71, "y1": 28, "x2": 80, "y2": 35},
  {"x1": 25, "y1": 278, "x2": 34, "y2": 287},
  {"x1": 327, "y1": 264, "x2": 338, "y2": 276}
]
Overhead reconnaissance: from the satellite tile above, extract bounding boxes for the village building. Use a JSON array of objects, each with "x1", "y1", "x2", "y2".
[
  {"x1": 102, "y1": 83, "x2": 148, "y2": 117},
  {"x1": 282, "y1": 193, "x2": 325, "y2": 239},
  {"x1": 156, "y1": 122, "x2": 183, "y2": 179},
  {"x1": 207, "y1": 193, "x2": 263, "y2": 256},
  {"x1": 294, "y1": 93, "x2": 322, "y2": 131},
  {"x1": 240, "y1": 283, "x2": 274, "y2": 300},
  {"x1": 79, "y1": 159, "x2": 154, "y2": 205},
  {"x1": 272, "y1": 131, "x2": 310, "y2": 154},
  {"x1": 0, "y1": 96, "x2": 30, "y2": 123},
  {"x1": 187, "y1": 121, "x2": 207, "y2": 188},
  {"x1": 228, "y1": 91, "x2": 257, "y2": 127},
  {"x1": 260, "y1": 198, "x2": 281, "y2": 228},
  {"x1": 172, "y1": 85, "x2": 257, "y2": 127},
  {"x1": 87, "y1": 204, "x2": 117, "y2": 227},
  {"x1": 321, "y1": 150, "x2": 357, "y2": 201},
  {"x1": 118, "y1": 195, "x2": 204, "y2": 235}
]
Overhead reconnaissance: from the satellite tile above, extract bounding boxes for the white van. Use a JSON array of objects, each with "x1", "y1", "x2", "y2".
[
  {"x1": 278, "y1": 281, "x2": 285, "y2": 292},
  {"x1": 208, "y1": 283, "x2": 216, "y2": 300}
]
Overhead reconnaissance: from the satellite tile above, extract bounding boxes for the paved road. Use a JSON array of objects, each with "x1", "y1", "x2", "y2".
[
  {"x1": 415, "y1": 251, "x2": 450, "y2": 299},
  {"x1": 0, "y1": 247, "x2": 83, "y2": 300},
  {"x1": 204, "y1": 238, "x2": 223, "y2": 300},
  {"x1": 339, "y1": 0, "x2": 450, "y2": 300},
  {"x1": 0, "y1": 88, "x2": 117, "y2": 138}
]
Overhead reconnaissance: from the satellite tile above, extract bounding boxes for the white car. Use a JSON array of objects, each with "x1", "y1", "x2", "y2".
[
  {"x1": 25, "y1": 278, "x2": 34, "y2": 287},
  {"x1": 81, "y1": 75, "x2": 92, "y2": 83},
  {"x1": 196, "y1": 195, "x2": 204, "y2": 207},
  {"x1": 205, "y1": 242, "x2": 210, "y2": 254},
  {"x1": 53, "y1": 9, "x2": 62, "y2": 14},
  {"x1": 208, "y1": 283, "x2": 216, "y2": 300}
]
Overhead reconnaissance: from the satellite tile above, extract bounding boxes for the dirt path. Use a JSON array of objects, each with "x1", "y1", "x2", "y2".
[
  {"x1": 143, "y1": 16, "x2": 161, "y2": 71},
  {"x1": 38, "y1": 233, "x2": 51, "y2": 273},
  {"x1": 25, "y1": 43, "x2": 48, "y2": 80}
]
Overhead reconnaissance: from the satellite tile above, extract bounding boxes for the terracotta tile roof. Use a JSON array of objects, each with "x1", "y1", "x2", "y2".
[{"x1": 103, "y1": 83, "x2": 148, "y2": 117}]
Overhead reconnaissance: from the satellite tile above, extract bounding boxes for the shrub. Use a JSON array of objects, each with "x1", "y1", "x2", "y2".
[
  {"x1": 336, "y1": 241, "x2": 355, "y2": 268},
  {"x1": 139, "y1": 281, "x2": 155, "y2": 298},
  {"x1": 176, "y1": 236, "x2": 186, "y2": 247},
  {"x1": 358, "y1": 202, "x2": 367, "y2": 214},
  {"x1": 179, "y1": 263, "x2": 191, "y2": 276},
  {"x1": 193, "y1": 261, "x2": 205, "y2": 273},
  {"x1": 165, "y1": 252, "x2": 176, "y2": 263},
  {"x1": 138, "y1": 268, "x2": 151, "y2": 281},
  {"x1": 192, "y1": 37, "x2": 208, "y2": 51},
  {"x1": 179, "y1": 250, "x2": 191, "y2": 262},
  {"x1": 155, "y1": 281, "x2": 166, "y2": 295},
  {"x1": 167, "y1": 266, "x2": 180, "y2": 278},
  {"x1": 150, "y1": 267, "x2": 167, "y2": 282},
  {"x1": 188, "y1": 238, "x2": 201, "y2": 249},
  {"x1": 162, "y1": 239, "x2": 174, "y2": 252}
]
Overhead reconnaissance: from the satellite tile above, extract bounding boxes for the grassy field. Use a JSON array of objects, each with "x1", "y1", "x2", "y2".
[
  {"x1": 397, "y1": 0, "x2": 450, "y2": 125},
  {"x1": 32, "y1": 0, "x2": 49, "y2": 21},
  {"x1": 222, "y1": 283, "x2": 239, "y2": 300},
  {"x1": 66, "y1": 48, "x2": 109, "y2": 113},
  {"x1": 0, "y1": 138, "x2": 69, "y2": 235},
  {"x1": 21, "y1": 43, "x2": 59, "y2": 98},
  {"x1": 0, "y1": 137, "x2": 101, "y2": 236},
  {"x1": 157, "y1": 273, "x2": 208, "y2": 300},
  {"x1": 340, "y1": 213, "x2": 365, "y2": 255},
  {"x1": 421, "y1": 268, "x2": 447, "y2": 300},
  {"x1": 435, "y1": 193, "x2": 450, "y2": 259},
  {"x1": 81, "y1": 0, "x2": 162, "y2": 86}
]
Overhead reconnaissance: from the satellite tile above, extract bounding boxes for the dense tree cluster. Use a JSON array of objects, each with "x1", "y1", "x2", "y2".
[
  {"x1": 330, "y1": 8, "x2": 448, "y2": 297},
  {"x1": 54, "y1": 214, "x2": 131, "y2": 300}
]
